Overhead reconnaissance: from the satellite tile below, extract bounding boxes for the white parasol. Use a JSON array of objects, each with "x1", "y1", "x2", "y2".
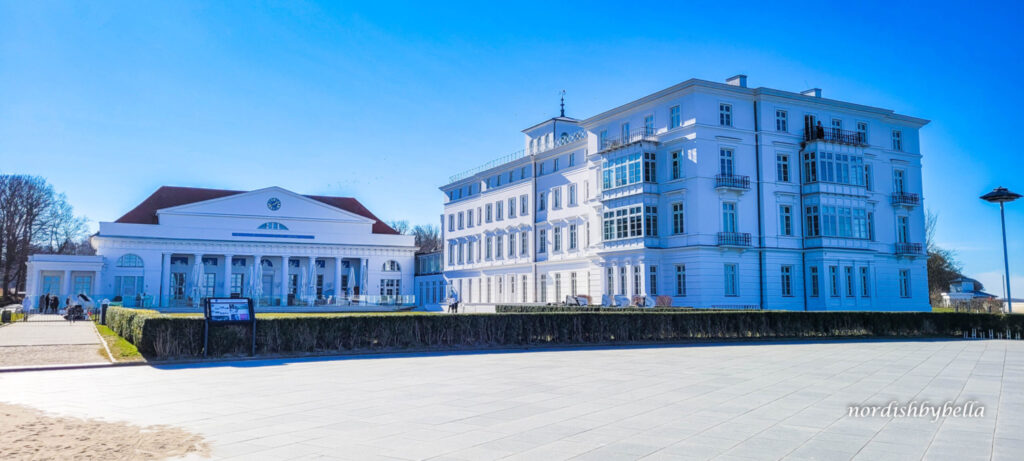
[
  {"x1": 189, "y1": 258, "x2": 204, "y2": 308},
  {"x1": 306, "y1": 258, "x2": 318, "y2": 302}
]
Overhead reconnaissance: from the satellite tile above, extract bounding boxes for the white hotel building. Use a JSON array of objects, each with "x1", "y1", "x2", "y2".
[{"x1": 440, "y1": 75, "x2": 929, "y2": 310}]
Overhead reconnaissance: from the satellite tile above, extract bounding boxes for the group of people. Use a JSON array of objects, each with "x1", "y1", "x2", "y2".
[{"x1": 36, "y1": 294, "x2": 69, "y2": 314}]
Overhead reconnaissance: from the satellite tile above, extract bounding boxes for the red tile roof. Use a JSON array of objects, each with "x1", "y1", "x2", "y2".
[{"x1": 114, "y1": 186, "x2": 399, "y2": 235}]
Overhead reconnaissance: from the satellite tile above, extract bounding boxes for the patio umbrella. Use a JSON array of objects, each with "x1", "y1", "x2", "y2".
[
  {"x1": 189, "y1": 258, "x2": 203, "y2": 308},
  {"x1": 306, "y1": 258, "x2": 318, "y2": 302},
  {"x1": 346, "y1": 265, "x2": 354, "y2": 297},
  {"x1": 298, "y1": 264, "x2": 308, "y2": 304},
  {"x1": 252, "y1": 258, "x2": 264, "y2": 306}
]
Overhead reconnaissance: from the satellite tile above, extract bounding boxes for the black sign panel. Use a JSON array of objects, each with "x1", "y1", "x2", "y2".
[{"x1": 204, "y1": 298, "x2": 254, "y2": 324}]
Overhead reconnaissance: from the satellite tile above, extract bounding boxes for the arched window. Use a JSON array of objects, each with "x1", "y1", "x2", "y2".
[
  {"x1": 258, "y1": 222, "x2": 289, "y2": 230},
  {"x1": 382, "y1": 260, "x2": 401, "y2": 272},
  {"x1": 260, "y1": 259, "x2": 273, "y2": 268},
  {"x1": 116, "y1": 254, "x2": 144, "y2": 268},
  {"x1": 560, "y1": 132, "x2": 569, "y2": 141}
]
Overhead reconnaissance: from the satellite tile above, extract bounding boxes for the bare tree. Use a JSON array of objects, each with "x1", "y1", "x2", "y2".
[
  {"x1": 387, "y1": 220, "x2": 410, "y2": 235},
  {"x1": 411, "y1": 224, "x2": 441, "y2": 254},
  {"x1": 0, "y1": 175, "x2": 90, "y2": 302},
  {"x1": 925, "y1": 209, "x2": 962, "y2": 305}
]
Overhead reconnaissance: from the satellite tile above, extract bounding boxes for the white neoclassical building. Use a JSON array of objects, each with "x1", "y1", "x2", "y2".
[
  {"x1": 441, "y1": 75, "x2": 930, "y2": 311},
  {"x1": 24, "y1": 186, "x2": 416, "y2": 310}
]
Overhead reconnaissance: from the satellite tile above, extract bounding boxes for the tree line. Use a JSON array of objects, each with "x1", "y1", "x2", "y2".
[
  {"x1": 387, "y1": 220, "x2": 441, "y2": 254},
  {"x1": 0, "y1": 175, "x2": 91, "y2": 302}
]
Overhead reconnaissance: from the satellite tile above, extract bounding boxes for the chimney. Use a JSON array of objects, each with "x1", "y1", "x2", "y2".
[
  {"x1": 801, "y1": 88, "x2": 822, "y2": 98},
  {"x1": 725, "y1": 74, "x2": 748, "y2": 88}
]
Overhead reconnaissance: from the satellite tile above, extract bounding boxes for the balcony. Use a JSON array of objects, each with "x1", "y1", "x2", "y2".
[
  {"x1": 715, "y1": 174, "x2": 751, "y2": 190},
  {"x1": 895, "y1": 242, "x2": 923, "y2": 255},
  {"x1": 718, "y1": 232, "x2": 752, "y2": 247},
  {"x1": 598, "y1": 128, "x2": 658, "y2": 153},
  {"x1": 891, "y1": 192, "x2": 920, "y2": 207},
  {"x1": 803, "y1": 128, "x2": 868, "y2": 147}
]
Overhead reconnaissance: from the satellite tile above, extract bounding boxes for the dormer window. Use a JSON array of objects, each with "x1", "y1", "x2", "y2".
[{"x1": 258, "y1": 222, "x2": 288, "y2": 230}]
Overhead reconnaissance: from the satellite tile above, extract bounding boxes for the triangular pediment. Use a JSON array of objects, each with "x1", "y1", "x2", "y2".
[{"x1": 156, "y1": 187, "x2": 374, "y2": 224}]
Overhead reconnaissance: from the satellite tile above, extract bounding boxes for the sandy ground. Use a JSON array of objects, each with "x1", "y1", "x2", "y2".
[
  {"x1": 0, "y1": 345, "x2": 107, "y2": 367},
  {"x1": 0, "y1": 402, "x2": 209, "y2": 460}
]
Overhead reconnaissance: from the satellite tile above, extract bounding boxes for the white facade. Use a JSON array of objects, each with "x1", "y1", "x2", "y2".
[
  {"x1": 24, "y1": 186, "x2": 416, "y2": 310},
  {"x1": 441, "y1": 76, "x2": 930, "y2": 310}
]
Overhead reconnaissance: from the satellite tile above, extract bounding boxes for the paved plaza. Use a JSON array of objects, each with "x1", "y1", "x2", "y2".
[
  {"x1": 0, "y1": 314, "x2": 107, "y2": 367},
  {"x1": 1, "y1": 339, "x2": 1022, "y2": 460}
]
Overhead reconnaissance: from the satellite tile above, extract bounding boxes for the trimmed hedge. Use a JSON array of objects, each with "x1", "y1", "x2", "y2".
[
  {"x1": 496, "y1": 305, "x2": 697, "y2": 313},
  {"x1": 104, "y1": 306, "x2": 1024, "y2": 360}
]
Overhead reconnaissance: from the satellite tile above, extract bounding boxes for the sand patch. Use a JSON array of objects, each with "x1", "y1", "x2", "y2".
[{"x1": 0, "y1": 402, "x2": 209, "y2": 460}]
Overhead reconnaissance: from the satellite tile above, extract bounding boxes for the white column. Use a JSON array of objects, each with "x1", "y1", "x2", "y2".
[
  {"x1": 333, "y1": 257, "x2": 342, "y2": 303},
  {"x1": 222, "y1": 254, "x2": 234, "y2": 297},
  {"x1": 160, "y1": 253, "x2": 171, "y2": 306},
  {"x1": 279, "y1": 255, "x2": 290, "y2": 305},
  {"x1": 63, "y1": 270, "x2": 72, "y2": 306}
]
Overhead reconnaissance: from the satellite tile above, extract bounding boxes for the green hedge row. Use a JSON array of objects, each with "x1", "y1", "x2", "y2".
[
  {"x1": 496, "y1": 305, "x2": 697, "y2": 313},
  {"x1": 104, "y1": 307, "x2": 1024, "y2": 359}
]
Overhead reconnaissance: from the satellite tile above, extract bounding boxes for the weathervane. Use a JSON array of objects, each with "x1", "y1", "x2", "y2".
[{"x1": 559, "y1": 90, "x2": 565, "y2": 117}]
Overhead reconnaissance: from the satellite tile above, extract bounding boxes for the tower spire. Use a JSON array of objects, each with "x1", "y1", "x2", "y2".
[{"x1": 559, "y1": 90, "x2": 565, "y2": 117}]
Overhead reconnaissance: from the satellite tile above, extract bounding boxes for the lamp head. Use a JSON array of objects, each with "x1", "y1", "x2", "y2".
[{"x1": 981, "y1": 187, "x2": 1022, "y2": 204}]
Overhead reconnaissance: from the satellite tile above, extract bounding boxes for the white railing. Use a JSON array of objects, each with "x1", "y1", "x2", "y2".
[{"x1": 447, "y1": 131, "x2": 587, "y2": 184}]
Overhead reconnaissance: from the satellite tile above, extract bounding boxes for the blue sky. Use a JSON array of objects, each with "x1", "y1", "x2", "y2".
[{"x1": 2, "y1": 1, "x2": 1023, "y2": 297}]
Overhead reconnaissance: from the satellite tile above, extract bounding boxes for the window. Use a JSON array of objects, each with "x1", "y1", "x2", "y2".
[
  {"x1": 897, "y1": 216, "x2": 910, "y2": 243},
  {"x1": 602, "y1": 206, "x2": 643, "y2": 241},
  {"x1": 538, "y1": 229, "x2": 547, "y2": 253},
  {"x1": 810, "y1": 267, "x2": 820, "y2": 297},
  {"x1": 893, "y1": 169, "x2": 906, "y2": 193},
  {"x1": 585, "y1": 222, "x2": 590, "y2": 247},
  {"x1": 457, "y1": 212, "x2": 464, "y2": 229},
  {"x1": 457, "y1": 242, "x2": 464, "y2": 264},
  {"x1": 776, "y1": 109, "x2": 788, "y2": 132},
  {"x1": 602, "y1": 153, "x2": 644, "y2": 189},
  {"x1": 649, "y1": 266, "x2": 658, "y2": 296},
  {"x1": 508, "y1": 171, "x2": 514, "y2": 183},
  {"x1": 204, "y1": 273, "x2": 217, "y2": 298},
  {"x1": 724, "y1": 264, "x2": 738, "y2": 296},
  {"x1": 845, "y1": 267, "x2": 855, "y2": 297},
  {"x1": 722, "y1": 202, "x2": 737, "y2": 233},
  {"x1": 539, "y1": 162, "x2": 545, "y2": 175},
  {"x1": 382, "y1": 260, "x2": 401, "y2": 271},
  {"x1": 805, "y1": 205, "x2": 820, "y2": 237},
  {"x1": 643, "y1": 152, "x2": 657, "y2": 182},
  {"x1": 720, "y1": 103, "x2": 732, "y2": 126},
  {"x1": 466, "y1": 240, "x2": 473, "y2": 262},
  {"x1": 116, "y1": 254, "x2": 144, "y2": 268},
  {"x1": 485, "y1": 204, "x2": 493, "y2": 223},
  {"x1": 231, "y1": 273, "x2": 244, "y2": 297},
  {"x1": 496, "y1": 201, "x2": 503, "y2": 220},
  {"x1": 781, "y1": 265, "x2": 793, "y2": 297},
  {"x1": 570, "y1": 272, "x2": 577, "y2": 296},
  {"x1": 856, "y1": 122, "x2": 867, "y2": 143},
  {"x1": 672, "y1": 202, "x2": 685, "y2": 234},
  {"x1": 779, "y1": 205, "x2": 793, "y2": 236},
  {"x1": 520, "y1": 194, "x2": 529, "y2": 215},
  {"x1": 899, "y1": 269, "x2": 911, "y2": 297},
  {"x1": 831, "y1": 118, "x2": 842, "y2": 137},
  {"x1": 632, "y1": 266, "x2": 641, "y2": 296},
  {"x1": 520, "y1": 231, "x2": 529, "y2": 255},
  {"x1": 675, "y1": 265, "x2": 686, "y2": 296},
  {"x1": 643, "y1": 115, "x2": 654, "y2": 135},
  {"x1": 569, "y1": 152, "x2": 575, "y2": 167},
  {"x1": 829, "y1": 266, "x2": 839, "y2": 297},
  {"x1": 553, "y1": 227, "x2": 562, "y2": 252},
  {"x1": 467, "y1": 209, "x2": 474, "y2": 228},
  {"x1": 606, "y1": 267, "x2": 615, "y2": 297},
  {"x1": 802, "y1": 152, "x2": 817, "y2": 183},
  {"x1": 776, "y1": 154, "x2": 790, "y2": 182},
  {"x1": 508, "y1": 233, "x2": 516, "y2": 258},
  {"x1": 553, "y1": 158, "x2": 560, "y2": 172},
  {"x1": 644, "y1": 206, "x2": 658, "y2": 237},
  {"x1": 507, "y1": 198, "x2": 515, "y2": 219},
  {"x1": 258, "y1": 222, "x2": 288, "y2": 230},
  {"x1": 540, "y1": 274, "x2": 547, "y2": 302},
  {"x1": 891, "y1": 130, "x2": 903, "y2": 151},
  {"x1": 621, "y1": 122, "x2": 630, "y2": 140},
  {"x1": 521, "y1": 166, "x2": 528, "y2": 179},
  {"x1": 495, "y1": 235, "x2": 503, "y2": 259},
  {"x1": 477, "y1": 207, "x2": 482, "y2": 226},
  {"x1": 619, "y1": 266, "x2": 627, "y2": 296},
  {"x1": 538, "y1": 192, "x2": 546, "y2": 211},
  {"x1": 669, "y1": 105, "x2": 680, "y2": 128},
  {"x1": 448, "y1": 214, "x2": 454, "y2": 231},
  {"x1": 552, "y1": 187, "x2": 561, "y2": 209},
  {"x1": 569, "y1": 224, "x2": 578, "y2": 250},
  {"x1": 568, "y1": 184, "x2": 577, "y2": 206},
  {"x1": 555, "y1": 273, "x2": 562, "y2": 301},
  {"x1": 448, "y1": 241, "x2": 455, "y2": 266},
  {"x1": 720, "y1": 148, "x2": 734, "y2": 175},
  {"x1": 599, "y1": 130, "x2": 608, "y2": 149},
  {"x1": 671, "y1": 150, "x2": 682, "y2": 180},
  {"x1": 860, "y1": 267, "x2": 871, "y2": 297}
]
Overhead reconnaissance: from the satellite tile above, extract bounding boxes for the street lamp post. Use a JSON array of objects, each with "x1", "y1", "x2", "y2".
[{"x1": 981, "y1": 187, "x2": 1021, "y2": 313}]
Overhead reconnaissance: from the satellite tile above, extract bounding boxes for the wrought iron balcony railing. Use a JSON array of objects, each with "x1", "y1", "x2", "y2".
[
  {"x1": 803, "y1": 128, "x2": 869, "y2": 146},
  {"x1": 891, "y1": 192, "x2": 920, "y2": 206},
  {"x1": 895, "y1": 242, "x2": 923, "y2": 255},
  {"x1": 717, "y1": 232, "x2": 752, "y2": 247},
  {"x1": 715, "y1": 174, "x2": 751, "y2": 190},
  {"x1": 599, "y1": 127, "x2": 658, "y2": 152}
]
